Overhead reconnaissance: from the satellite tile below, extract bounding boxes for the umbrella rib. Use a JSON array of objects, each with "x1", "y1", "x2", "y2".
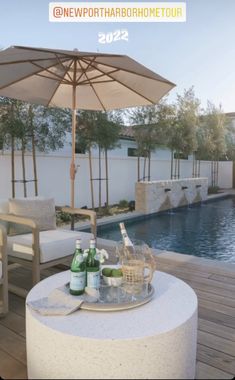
[
  {"x1": 35, "y1": 73, "x2": 70, "y2": 85},
  {"x1": 0, "y1": 59, "x2": 71, "y2": 91},
  {"x1": 46, "y1": 59, "x2": 74, "y2": 107},
  {"x1": 55, "y1": 54, "x2": 73, "y2": 82},
  {"x1": 82, "y1": 57, "x2": 175, "y2": 87},
  {"x1": 80, "y1": 58, "x2": 156, "y2": 105},
  {"x1": 77, "y1": 60, "x2": 106, "y2": 111},
  {"x1": 77, "y1": 69, "x2": 119, "y2": 85},
  {"x1": 31, "y1": 61, "x2": 72, "y2": 84},
  {"x1": 76, "y1": 56, "x2": 97, "y2": 84},
  {"x1": 81, "y1": 79, "x2": 115, "y2": 85}
]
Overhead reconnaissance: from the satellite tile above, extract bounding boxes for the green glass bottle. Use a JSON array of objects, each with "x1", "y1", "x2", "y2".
[
  {"x1": 86, "y1": 238, "x2": 100, "y2": 290},
  {"x1": 70, "y1": 239, "x2": 86, "y2": 295}
]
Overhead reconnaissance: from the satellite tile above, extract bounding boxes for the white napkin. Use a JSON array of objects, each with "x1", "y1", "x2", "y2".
[{"x1": 27, "y1": 285, "x2": 99, "y2": 316}]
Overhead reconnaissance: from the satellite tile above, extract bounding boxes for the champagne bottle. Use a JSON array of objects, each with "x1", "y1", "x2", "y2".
[
  {"x1": 86, "y1": 238, "x2": 100, "y2": 290},
  {"x1": 70, "y1": 239, "x2": 86, "y2": 295},
  {"x1": 119, "y1": 222, "x2": 135, "y2": 256}
]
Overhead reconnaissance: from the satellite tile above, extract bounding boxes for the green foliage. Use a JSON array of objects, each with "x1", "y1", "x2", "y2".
[
  {"x1": 208, "y1": 186, "x2": 220, "y2": 194},
  {"x1": 118, "y1": 199, "x2": 129, "y2": 208},
  {"x1": 166, "y1": 87, "x2": 200, "y2": 155},
  {"x1": 196, "y1": 102, "x2": 227, "y2": 161},
  {"x1": 0, "y1": 97, "x2": 71, "y2": 152},
  {"x1": 56, "y1": 210, "x2": 72, "y2": 225},
  {"x1": 76, "y1": 110, "x2": 122, "y2": 152},
  {"x1": 130, "y1": 99, "x2": 175, "y2": 157}
]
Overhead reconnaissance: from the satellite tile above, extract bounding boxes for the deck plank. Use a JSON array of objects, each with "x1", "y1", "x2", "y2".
[
  {"x1": 0, "y1": 324, "x2": 26, "y2": 364},
  {"x1": 198, "y1": 298, "x2": 235, "y2": 318},
  {"x1": 196, "y1": 361, "x2": 233, "y2": 379},
  {"x1": 0, "y1": 311, "x2": 25, "y2": 335},
  {"x1": 209, "y1": 273, "x2": 235, "y2": 285},
  {"x1": 197, "y1": 344, "x2": 235, "y2": 375},
  {"x1": 0, "y1": 349, "x2": 27, "y2": 379},
  {"x1": 195, "y1": 289, "x2": 235, "y2": 308},
  {"x1": 198, "y1": 330, "x2": 235, "y2": 356},
  {"x1": 198, "y1": 318, "x2": 235, "y2": 342},
  {"x1": 198, "y1": 307, "x2": 235, "y2": 329}
]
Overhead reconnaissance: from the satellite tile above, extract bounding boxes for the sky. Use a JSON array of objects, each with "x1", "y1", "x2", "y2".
[{"x1": 1, "y1": 0, "x2": 235, "y2": 112}]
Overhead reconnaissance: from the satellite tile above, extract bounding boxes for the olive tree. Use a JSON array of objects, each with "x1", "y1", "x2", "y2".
[
  {"x1": 130, "y1": 100, "x2": 174, "y2": 181},
  {"x1": 197, "y1": 102, "x2": 227, "y2": 186},
  {"x1": 0, "y1": 97, "x2": 71, "y2": 197},
  {"x1": 166, "y1": 87, "x2": 200, "y2": 179}
]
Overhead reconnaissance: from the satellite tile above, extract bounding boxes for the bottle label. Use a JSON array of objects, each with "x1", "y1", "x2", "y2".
[
  {"x1": 87, "y1": 270, "x2": 100, "y2": 289},
  {"x1": 70, "y1": 271, "x2": 86, "y2": 291}
]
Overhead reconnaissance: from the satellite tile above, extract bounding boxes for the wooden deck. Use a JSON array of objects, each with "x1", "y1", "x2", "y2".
[{"x1": 0, "y1": 255, "x2": 235, "y2": 379}]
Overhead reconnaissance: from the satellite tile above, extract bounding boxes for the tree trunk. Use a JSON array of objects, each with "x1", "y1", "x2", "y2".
[
  {"x1": 11, "y1": 135, "x2": 15, "y2": 198},
  {"x1": 174, "y1": 154, "x2": 177, "y2": 180},
  {"x1": 215, "y1": 160, "x2": 219, "y2": 187},
  {"x1": 143, "y1": 156, "x2": 146, "y2": 181},
  {"x1": 32, "y1": 132, "x2": 38, "y2": 196},
  {"x1": 148, "y1": 151, "x2": 151, "y2": 181},
  {"x1": 105, "y1": 148, "x2": 109, "y2": 209},
  {"x1": 211, "y1": 161, "x2": 214, "y2": 187},
  {"x1": 88, "y1": 147, "x2": 94, "y2": 210},
  {"x1": 137, "y1": 156, "x2": 140, "y2": 182},
  {"x1": 171, "y1": 150, "x2": 174, "y2": 179},
  {"x1": 21, "y1": 139, "x2": 27, "y2": 197},
  {"x1": 98, "y1": 145, "x2": 102, "y2": 212},
  {"x1": 192, "y1": 153, "x2": 195, "y2": 178}
]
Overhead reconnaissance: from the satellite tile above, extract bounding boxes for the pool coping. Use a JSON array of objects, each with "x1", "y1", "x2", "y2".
[
  {"x1": 60, "y1": 188, "x2": 235, "y2": 232},
  {"x1": 95, "y1": 236, "x2": 235, "y2": 274}
]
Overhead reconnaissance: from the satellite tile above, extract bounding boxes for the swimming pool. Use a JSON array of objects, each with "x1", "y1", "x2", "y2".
[{"x1": 97, "y1": 197, "x2": 235, "y2": 263}]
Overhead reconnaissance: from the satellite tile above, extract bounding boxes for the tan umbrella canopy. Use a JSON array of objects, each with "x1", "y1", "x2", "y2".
[{"x1": 0, "y1": 45, "x2": 175, "y2": 207}]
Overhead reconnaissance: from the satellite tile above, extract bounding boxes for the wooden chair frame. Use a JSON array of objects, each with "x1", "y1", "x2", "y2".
[
  {"x1": 0, "y1": 207, "x2": 97, "y2": 298},
  {"x1": 0, "y1": 225, "x2": 9, "y2": 314}
]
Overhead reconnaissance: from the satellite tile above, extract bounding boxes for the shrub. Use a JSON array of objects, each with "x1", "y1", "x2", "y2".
[
  {"x1": 208, "y1": 186, "x2": 219, "y2": 194},
  {"x1": 118, "y1": 199, "x2": 129, "y2": 208}
]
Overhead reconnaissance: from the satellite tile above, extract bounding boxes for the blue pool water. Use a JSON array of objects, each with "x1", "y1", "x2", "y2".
[{"x1": 97, "y1": 197, "x2": 235, "y2": 263}]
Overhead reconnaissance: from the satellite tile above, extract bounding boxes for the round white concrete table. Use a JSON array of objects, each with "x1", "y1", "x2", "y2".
[{"x1": 26, "y1": 271, "x2": 198, "y2": 379}]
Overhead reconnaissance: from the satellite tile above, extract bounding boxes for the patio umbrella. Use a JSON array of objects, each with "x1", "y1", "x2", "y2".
[{"x1": 0, "y1": 45, "x2": 175, "y2": 207}]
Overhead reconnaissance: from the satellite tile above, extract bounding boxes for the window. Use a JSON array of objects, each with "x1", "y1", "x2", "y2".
[
  {"x1": 174, "y1": 152, "x2": 188, "y2": 160},
  {"x1": 128, "y1": 148, "x2": 138, "y2": 157}
]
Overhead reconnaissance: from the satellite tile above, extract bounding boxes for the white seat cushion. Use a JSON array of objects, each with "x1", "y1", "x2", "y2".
[
  {"x1": 7, "y1": 229, "x2": 93, "y2": 264},
  {"x1": 0, "y1": 261, "x2": 2, "y2": 279}
]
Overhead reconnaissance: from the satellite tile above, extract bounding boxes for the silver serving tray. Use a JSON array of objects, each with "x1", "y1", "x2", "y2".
[{"x1": 65, "y1": 283, "x2": 155, "y2": 312}]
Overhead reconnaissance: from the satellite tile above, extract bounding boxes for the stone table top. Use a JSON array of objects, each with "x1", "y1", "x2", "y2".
[{"x1": 26, "y1": 270, "x2": 197, "y2": 340}]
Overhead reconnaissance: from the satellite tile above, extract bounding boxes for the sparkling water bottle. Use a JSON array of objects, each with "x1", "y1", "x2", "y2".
[
  {"x1": 70, "y1": 239, "x2": 86, "y2": 295},
  {"x1": 86, "y1": 238, "x2": 100, "y2": 290}
]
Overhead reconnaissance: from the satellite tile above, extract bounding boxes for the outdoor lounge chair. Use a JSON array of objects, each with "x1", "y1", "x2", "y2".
[
  {"x1": 0, "y1": 225, "x2": 8, "y2": 314},
  {"x1": 0, "y1": 197, "x2": 97, "y2": 297}
]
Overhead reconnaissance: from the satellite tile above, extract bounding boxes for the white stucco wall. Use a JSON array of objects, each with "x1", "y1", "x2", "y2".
[{"x1": 0, "y1": 151, "x2": 233, "y2": 208}]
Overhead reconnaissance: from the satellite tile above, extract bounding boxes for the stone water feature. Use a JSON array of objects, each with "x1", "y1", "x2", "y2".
[{"x1": 135, "y1": 178, "x2": 208, "y2": 214}]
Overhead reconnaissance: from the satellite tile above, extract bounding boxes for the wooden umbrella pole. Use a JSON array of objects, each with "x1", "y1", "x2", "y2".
[{"x1": 70, "y1": 61, "x2": 77, "y2": 209}]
